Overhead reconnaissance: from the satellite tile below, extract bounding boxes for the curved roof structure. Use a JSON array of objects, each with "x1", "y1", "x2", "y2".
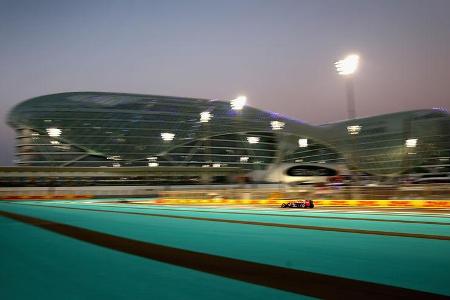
[{"x1": 8, "y1": 92, "x2": 450, "y2": 176}]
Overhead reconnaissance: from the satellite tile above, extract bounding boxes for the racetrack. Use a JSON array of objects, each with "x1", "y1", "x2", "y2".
[{"x1": 1, "y1": 199, "x2": 450, "y2": 299}]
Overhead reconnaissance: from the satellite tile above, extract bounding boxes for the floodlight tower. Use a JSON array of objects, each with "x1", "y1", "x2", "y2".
[
  {"x1": 335, "y1": 54, "x2": 360, "y2": 191},
  {"x1": 335, "y1": 54, "x2": 359, "y2": 119}
]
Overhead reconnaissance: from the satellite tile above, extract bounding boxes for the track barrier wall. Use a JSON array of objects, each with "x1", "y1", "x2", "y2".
[
  {"x1": 153, "y1": 198, "x2": 450, "y2": 208},
  {"x1": 1, "y1": 185, "x2": 449, "y2": 208}
]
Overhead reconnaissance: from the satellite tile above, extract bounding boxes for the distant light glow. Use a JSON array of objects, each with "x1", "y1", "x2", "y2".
[
  {"x1": 107, "y1": 155, "x2": 121, "y2": 160},
  {"x1": 298, "y1": 138, "x2": 308, "y2": 148},
  {"x1": 212, "y1": 163, "x2": 221, "y2": 167},
  {"x1": 432, "y1": 107, "x2": 448, "y2": 112},
  {"x1": 202, "y1": 164, "x2": 210, "y2": 168},
  {"x1": 335, "y1": 54, "x2": 360, "y2": 75},
  {"x1": 200, "y1": 111, "x2": 212, "y2": 123},
  {"x1": 113, "y1": 163, "x2": 121, "y2": 167},
  {"x1": 347, "y1": 125, "x2": 362, "y2": 135},
  {"x1": 270, "y1": 121, "x2": 285, "y2": 130},
  {"x1": 148, "y1": 162, "x2": 159, "y2": 167},
  {"x1": 405, "y1": 138, "x2": 418, "y2": 148},
  {"x1": 50, "y1": 140, "x2": 60, "y2": 145},
  {"x1": 240, "y1": 156, "x2": 249, "y2": 162},
  {"x1": 230, "y1": 96, "x2": 246, "y2": 111},
  {"x1": 247, "y1": 136, "x2": 260, "y2": 144},
  {"x1": 161, "y1": 132, "x2": 175, "y2": 141},
  {"x1": 147, "y1": 156, "x2": 157, "y2": 161},
  {"x1": 46, "y1": 128, "x2": 62, "y2": 137}
]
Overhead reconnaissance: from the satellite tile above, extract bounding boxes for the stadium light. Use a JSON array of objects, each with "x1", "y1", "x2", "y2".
[
  {"x1": 200, "y1": 111, "x2": 212, "y2": 123},
  {"x1": 405, "y1": 138, "x2": 418, "y2": 148},
  {"x1": 270, "y1": 121, "x2": 285, "y2": 130},
  {"x1": 347, "y1": 125, "x2": 362, "y2": 135},
  {"x1": 335, "y1": 54, "x2": 359, "y2": 76},
  {"x1": 240, "y1": 156, "x2": 249, "y2": 162},
  {"x1": 148, "y1": 162, "x2": 159, "y2": 167},
  {"x1": 107, "y1": 155, "x2": 121, "y2": 160},
  {"x1": 161, "y1": 132, "x2": 175, "y2": 141},
  {"x1": 335, "y1": 54, "x2": 360, "y2": 120},
  {"x1": 298, "y1": 138, "x2": 308, "y2": 148},
  {"x1": 247, "y1": 136, "x2": 260, "y2": 144},
  {"x1": 46, "y1": 128, "x2": 62, "y2": 137},
  {"x1": 230, "y1": 96, "x2": 246, "y2": 111}
]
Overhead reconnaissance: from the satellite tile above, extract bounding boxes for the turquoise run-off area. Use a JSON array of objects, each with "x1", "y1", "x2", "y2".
[{"x1": 1, "y1": 201, "x2": 450, "y2": 299}]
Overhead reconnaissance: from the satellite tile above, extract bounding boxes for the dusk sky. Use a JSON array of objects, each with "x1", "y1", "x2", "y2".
[{"x1": 1, "y1": 0, "x2": 449, "y2": 165}]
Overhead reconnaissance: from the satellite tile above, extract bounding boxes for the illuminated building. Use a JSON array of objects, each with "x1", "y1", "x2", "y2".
[{"x1": 7, "y1": 92, "x2": 450, "y2": 176}]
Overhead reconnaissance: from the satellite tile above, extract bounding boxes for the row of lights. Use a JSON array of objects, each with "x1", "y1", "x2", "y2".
[
  {"x1": 161, "y1": 96, "x2": 285, "y2": 143},
  {"x1": 346, "y1": 125, "x2": 419, "y2": 148},
  {"x1": 165, "y1": 96, "x2": 243, "y2": 142},
  {"x1": 146, "y1": 136, "x2": 310, "y2": 167},
  {"x1": 45, "y1": 124, "x2": 414, "y2": 149},
  {"x1": 162, "y1": 132, "x2": 308, "y2": 146},
  {"x1": 44, "y1": 97, "x2": 284, "y2": 143}
]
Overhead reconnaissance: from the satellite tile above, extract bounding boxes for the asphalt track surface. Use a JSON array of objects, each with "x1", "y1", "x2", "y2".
[{"x1": 1, "y1": 200, "x2": 450, "y2": 299}]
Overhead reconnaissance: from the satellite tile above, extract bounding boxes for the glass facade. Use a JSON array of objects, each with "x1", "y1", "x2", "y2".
[{"x1": 7, "y1": 92, "x2": 450, "y2": 176}]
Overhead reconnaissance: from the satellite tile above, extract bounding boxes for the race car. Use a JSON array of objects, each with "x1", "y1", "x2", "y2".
[{"x1": 280, "y1": 199, "x2": 315, "y2": 208}]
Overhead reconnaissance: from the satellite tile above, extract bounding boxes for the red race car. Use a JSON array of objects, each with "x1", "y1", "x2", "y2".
[{"x1": 281, "y1": 199, "x2": 315, "y2": 208}]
